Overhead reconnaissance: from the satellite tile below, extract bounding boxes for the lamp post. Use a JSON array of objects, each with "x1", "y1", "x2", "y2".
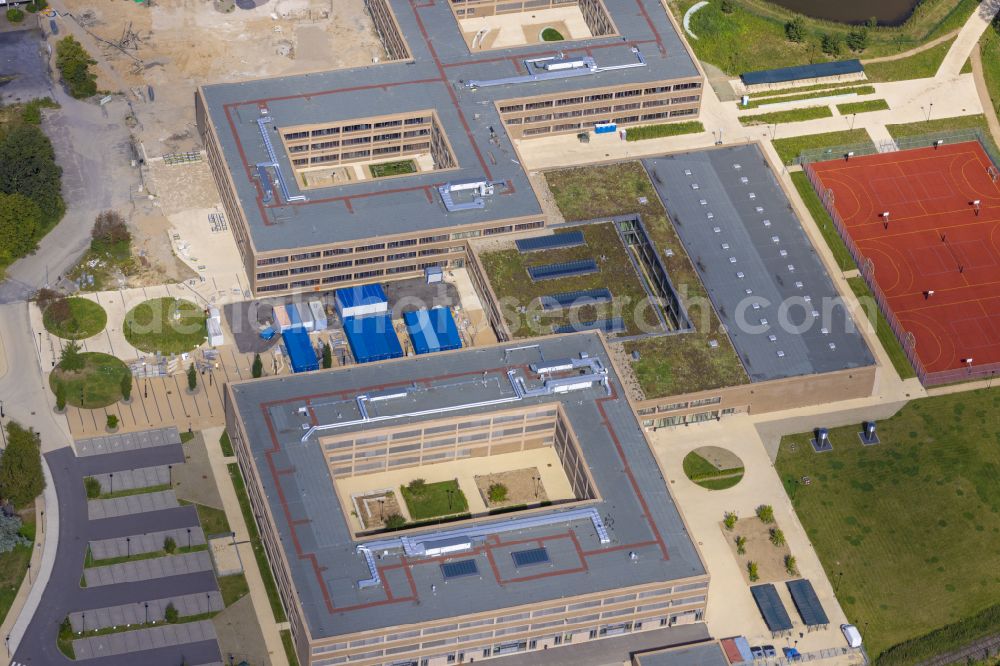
[
  {"x1": 187, "y1": 527, "x2": 192, "y2": 549},
  {"x1": 109, "y1": 472, "x2": 114, "y2": 495},
  {"x1": 835, "y1": 571, "x2": 844, "y2": 593},
  {"x1": 168, "y1": 464, "x2": 172, "y2": 487},
  {"x1": 144, "y1": 602, "x2": 149, "y2": 624},
  {"x1": 126, "y1": 536, "x2": 131, "y2": 558}
]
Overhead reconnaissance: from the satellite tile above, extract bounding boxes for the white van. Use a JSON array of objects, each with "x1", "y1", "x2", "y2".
[{"x1": 841, "y1": 624, "x2": 863, "y2": 649}]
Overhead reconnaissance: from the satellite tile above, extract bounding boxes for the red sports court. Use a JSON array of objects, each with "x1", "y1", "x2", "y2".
[{"x1": 808, "y1": 141, "x2": 1000, "y2": 381}]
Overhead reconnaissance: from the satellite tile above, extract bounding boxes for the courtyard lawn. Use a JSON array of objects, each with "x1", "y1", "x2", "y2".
[
  {"x1": 400, "y1": 480, "x2": 468, "y2": 520},
  {"x1": 789, "y1": 172, "x2": 856, "y2": 272},
  {"x1": 49, "y1": 352, "x2": 131, "y2": 408},
  {"x1": 123, "y1": 297, "x2": 207, "y2": 354},
  {"x1": 544, "y1": 162, "x2": 747, "y2": 398},
  {"x1": 776, "y1": 389, "x2": 1000, "y2": 659},
  {"x1": 369, "y1": 160, "x2": 416, "y2": 178},
  {"x1": 43, "y1": 297, "x2": 107, "y2": 339},
  {"x1": 846, "y1": 277, "x2": 916, "y2": 380},
  {"x1": 771, "y1": 128, "x2": 874, "y2": 165}
]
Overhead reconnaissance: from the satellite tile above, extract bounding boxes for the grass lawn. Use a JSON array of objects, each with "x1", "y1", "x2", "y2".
[
  {"x1": 682, "y1": 451, "x2": 745, "y2": 490},
  {"x1": 863, "y1": 39, "x2": 954, "y2": 83},
  {"x1": 400, "y1": 480, "x2": 469, "y2": 520},
  {"x1": 0, "y1": 504, "x2": 35, "y2": 626},
  {"x1": 43, "y1": 297, "x2": 107, "y2": 339},
  {"x1": 771, "y1": 128, "x2": 874, "y2": 165},
  {"x1": 220, "y1": 431, "x2": 235, "y2": 457},
  {"x1": 836, "y1": 99, "x2": 890, "y2": 115},
  {"x1": 741, "y1": 84, "x2": 876, "y2": 109},
  {"x1": 739, "y1": 106, "x2": 833, "y2": 126},
  {"x1": 123, "y1": 297, "x2": 207, "y2": 354},
  {"x1": 543, "y1": 162, "x2": 747, "y2": 398},
  {"x1": 981, "y1": 22, "x2": 1000, "y2": 121},
  {"x1": 369, "y1": 159, "x2": 416, "y2": 178},
  {"x1": 228, "y1": 463, "x2": 287, "y2": 623},
  {"x1": 847, "y1": 277, "x2": 917, "y2": 380},
  {"x1": 885, "y1": 114, "x2": 1000, "y2": 158},
  {"x1": 281, "y1": 628, "x2": 301, "y2": 666},
  {"x1": 789, "y1": 172, "x2": 856, "y2": 272},
  {"x1": 625, "y1": 121, "x2": 704, "y2": 141},
  {"x1": 669, "y1": 0, "x2": 976, "y2": 75},
  {"x1": 182, "y1": 501, "x2": 231, "y2": 535},
  {"x1": 218, "y1": 573, "x2": 249, "y2": 607},
  {"x1": 776, "y1": 389, "x2": 1000, "y2": 659},
  {"x1": 49, "y1": 352, "x2": 130, "y2": 408},
  {"x1": 541, "y1": 27, "x2": 564, "y2": 41}
]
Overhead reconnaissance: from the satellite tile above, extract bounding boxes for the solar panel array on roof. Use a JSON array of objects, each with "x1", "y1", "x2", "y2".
[
  {"x1": 527, "y1": 259, "x2": 598, "y2": 281},
  {"x1": 553, "y1": 318, "x2": 625, "y2": 334},
  {"x1": 786, "y1": 579, "x2": 829, "y2": 627},
  {"x1": 750, "y1": 584, "x2": 793, "y2": 632},
  {"x1": 516, "y1": 231, "x2": 586, "y2": 253},
  {"x1": 441, "y1": 559, "x2": 479, "y2": 579},
  {"x1": 511, "y1": 547, "x2": 550, "y2": 567},
  {"x1": 539, "y1": 288, "x2": 612, "y2": 311}
]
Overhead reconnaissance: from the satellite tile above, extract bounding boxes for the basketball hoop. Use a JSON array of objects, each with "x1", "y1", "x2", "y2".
[{"x1": 988, "y1": 165, "x2": 999, "y2": 184}]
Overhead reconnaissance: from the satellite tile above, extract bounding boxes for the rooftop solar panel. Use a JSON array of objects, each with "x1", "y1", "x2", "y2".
[
  {"x1": 750, "y1": 584, "x2": 793, "y2": 633},
  {"x1": 441, "y1": 559, "x2": 479, "y2": 579},
  {"x1": 527, "y1": 259, "x2": 598, "y2": 281},
  {"x1": 786, "y1": 579, "x2": 829, "y2": 627},
  {"x1": 539, "y1": 288, "x2": 613, "y2": 311},
  {"x1": 511, "y1": 547, "x2": 550, "y2": 567},
  {"x1": 516, "y1": 231, "x2": 585, "y2": 253},
  {"x1": 553, "y1": 318, "x2": 625, "y2": 335}
]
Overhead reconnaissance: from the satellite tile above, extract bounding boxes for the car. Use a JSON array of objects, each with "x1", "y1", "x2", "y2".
[
  {"x1": 842, "y1": 623, "x2": 863, "y2": 648},
  {"x1": 750, "y1": 645, "x2": 765, "y2": 659},
  {"x1": 763, "y1": 645, "x2": 777, "y2": 658}
]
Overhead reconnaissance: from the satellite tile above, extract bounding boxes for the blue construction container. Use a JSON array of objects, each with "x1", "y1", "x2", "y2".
[
  {"x1": 343, "y1": 313, "x2": 403, "y2": 363},
  {"x1": 336, "y1": 285, "x2": 388, "y2": 319},
  {"x1": 404, "y1": 308, "x2": 462, "y2": 355},
  {"x1": 283, "y1": 327, "x2": 319, "y2": 373}
]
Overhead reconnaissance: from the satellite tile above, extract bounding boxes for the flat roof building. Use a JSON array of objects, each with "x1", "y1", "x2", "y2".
[
  {"x1": 197, "y1": 0, "x2": 705, "y2": 297},
  {"x1": 225, "y1": 332, "x2": 709, "y2": 665}
]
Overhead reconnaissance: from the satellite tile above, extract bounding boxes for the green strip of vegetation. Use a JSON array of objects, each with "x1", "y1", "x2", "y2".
[
  {"x1": 625, "y1": 121, "x2": 704, "y2": 141},
  {"x1": 696, "y1": 476, "x2": 744, "y2": 490},
  {"x1": 740, "y1": 106, "x2": 832, "y2": 126},
  {"x1": 85, "y1": 544, "x2": 207, "y2": 569},
  {"x1": 741, "y1": 85, "x2": 876, "y2": 110},
  {"x1": 683, "y1": 451, "x2": 743, "y2": 481},
  {"x1": 228, "y1": 463, "x2": 287, "y2": 623},
  {"x1": 369, "y1": 159, "x2": 417, "y2": 178},
  {"x1": 541, "y1": 27, "x2": 564, "y2": 42},
  {"x1": 89, "y1": 482, "x2": 172, "y2": 500},
  {"x1": 218, "y1": 573, "x2": 249, "y2": 607},
  {"x1": 789, "y1": 172, "x2": 856, "y2": 272},
  {"x1": 885, "y1": 114, "x2": 1000, "y2": 158},
  {"x1": 771, "y1": 128, "x2": 874, "y2": 165},
  {"x1": 281, "y1": 629, "x2": 301, "y2": 666},
  {"x1": 982, "y1": 21, "x2": 1000, "y2": 122},
  {"x1": 58, "y1": 619, "x2": 76, "y2": 659},
  {"x1": 846, "y1": 277, "x2": 916, "y2": 380},
  {"x1": 836, "y1": 99, "x2": 890, "y2": 115},
  {"x1": 55, "y1": 36, "x2": 97, "y2": 99},
  {"x1": 876, "y1": 602, "x2": 1000, "y2": 666},
  {"x1": 220, "y1": 431, "x2": 235, "y2": 457},
  {"x1": 180, "y1": 430, "x2": 195, "y2": 444},
  {"x1": 745, "y1": 81, "x2": 876, "y2": 101},
  {"x1": 863, "y1": 38, "x2": 954, "y2": 83}
]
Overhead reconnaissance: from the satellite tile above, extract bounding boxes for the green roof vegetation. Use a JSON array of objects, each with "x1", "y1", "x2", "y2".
[
  {"x1": 540, "y1": 27, "x2": 564, "y2": 41},
  {"x1": 400, "y1": 479, "x2": 468, "y2": 521}
]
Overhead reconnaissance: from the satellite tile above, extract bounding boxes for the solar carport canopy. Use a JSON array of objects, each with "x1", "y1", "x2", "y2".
[
  {"x1": 786, "y1": 579, "x2": 829, "y2": 626},
  {"x1": 750, "y1": 584, "x2": 793, "y2": 632}
]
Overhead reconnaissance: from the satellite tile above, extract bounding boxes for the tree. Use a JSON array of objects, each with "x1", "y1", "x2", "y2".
[
  {"x1": 251, "y1": 353, "x2": 263, "y2": 378},
  {"x1": 91, "y1": 210, "x2": 130, "y2": 247},
  {"x1": 723, "y1": 511, "x2": 738, "y2": 531},
  {"x1": 785, "y1": 554, "x2": 798, "y2": 575},
  {"x1": 756, "y1": 504, "x2": 775, "y2": 524},
  {"x1": 6, "y1": 8, "x2": 24, "y2": 23},
  {"x1": 163, "y1": 602, "x2": 179, "y2": 623},
  {"x1": 747, "y1": 561, "x2": 759, "y2": 582},
  {"x1": 385, "y1": 513, "x2": 406, "y2": 530},
  {"x1": 785, "y1": 17, "x2": 805, "y2": 43},
  {"x1": 59, "y1": 341, "x2": 84, "y2": 372},
  {"x1": 407, "y1": 478, "x2": 426, "y2": 493},
  {"x1": 120, "y1": 373, "x2": 132, "y2": 402},
  {"x1": 0, "y1": 514, "x2": 28, "y2": 553},
  {"x1": 488, "y1": 482, "x2": 508, "y2": 504},
  {"x1": 0, "y1": 193, "x2": 40, "y2": 263},
  {"x1": 821, "y1": 33, "x2": 841, "y2": 56},
  {"x1": 55, "y1": 382, "x2": 67, "y2": 412},
  {"x1": 321, "y1": 342, "x2": 332, "y2": 369},
  {"x1": 846, "y1": 27, "x2": 868, "y2": 52},
  {"x1": 84, "y1": 476, "x2": 101, "y2": 499},
  {"x1": 106, "y1": 414, "x2": 118, "y2": 431},
  {"x1": 187, "y1": 363, "x2": 197, "y2": 391},
  {"x1": 55, "y1": 36, "x2": 97, "y2": 99},
  {"x1": 770, "y1": 527, "x2": 786, "y2": 546},
  {"x1": 0, "y1": 422, "x2": 45, "y2": 507},
  {"x1": 720, "y1": 0, "x2": 734, "y2": 13},
  {"x1": 735, "y1": 535, "x2": 747, "y2": 555},
  {"x1": 163, "y1": 535, "x2": 176, "y2": 554},
  {"x1": 0, "y1": 123, "x2": 65, "y2": 228},
  {"x1": 35, "y1": 287, "x2": 61, "y2": 311}
]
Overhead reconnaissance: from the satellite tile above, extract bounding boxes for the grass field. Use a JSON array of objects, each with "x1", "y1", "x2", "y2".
[
  {"x1": 401, "y1": 480, "x2": 468, "y2": 520},
  {"x1": 369, "y1": 159, "x2": 416, "y2": 178},
  {"x1": 123, "y1": 297, "x2": 207, "y2": 354},
  {"x1": 670, "y1": 0, "x2": 976, "y2": 75},
  {"x1": 184, "y1": 501, "x2": 231, "y2": 535},
  {"x1": 789, "y1": 172, "x2": 856, "y2": 272},
  {"x1": 0, "y1": 505, "x2": 34, "y2": 626},
  {"x1": 740, "y1": 105, "x2": 832, "y2": 126},
  {"x1": 625, "y1": 121, "x2": 704, "y2": 141},
  {"x1": 837, "y1": 99, "x2": 890, "y2": 115},
  {"x1": 981, "y1": 22, "x2": 1000, "y2": 121},
  {"x1": 741, "y1": 84, "x2": 876, "y2": 109},
  {"x1": 847, "y1": 277, "x2": 917, "y2": 380},
  {"x1": 543, "y1": 163, "x2": 747, "y2": 398},
  {"x1": 49, "y1": 352, "x2": 131, "y2": 408},
  {"x1": 771, "y1": 128, "x2": 874, "y2": 165},
  {"x1": 682, "y1": 451, "x2": 745, "y2": 490},
  {"x1": 863, "y1": 38, "x2": 954, "y2": 83},
  {"x1": 218, "y1": 573, "x2": 249, "y2": 607},
  {"x1": 776, "y1": 389, "x2": 1000, "y2": 658},
  {"x1": 885, "y1": 115, "x2": 1000, "y2": 158},
  {"x1": 43, "y1": 297, "x2": 107, "y2": 339}
]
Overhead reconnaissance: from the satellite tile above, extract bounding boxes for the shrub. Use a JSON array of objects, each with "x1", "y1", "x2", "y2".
[
  {"x1": 0, "y1": 514, "x2": 28, "y2": 553},
  {"x1": 487, "y1": 483, "x2": 508, "y2": 504},
  {"x1": 187, "y1": 363, "x2": 197, "y2": 391},
  {"x1": 55, "y1": 36, "x2": 97, "y2": 99},
  {"x1": 407, "y1": 478, "x2": 426, "y2": 493},
  {"x1": 84, "y1": 476, "x2": 101, "y2": 499},
  {"x1": 35, "y1": 287, "x2": 61, "y2": 311},
  {"x1": 321, "y1": 343, "x2": 332, "y2": 369},
  {"x1": 785, "y1": 17, "x2": 805, "y2": 43},
  {"x1": 0, "y1": 423, "x2": 45, "y2": 506},
  {"x1": 384, "y1": 513, "x2": 406, "y2": 530},
  {"x1": 821, "y1": 33, "x2": 841, "y2": 56},
  {"x1": 770, "y1": 528, "x2": 786, "y2": 546},
  {"x1": 723, "y1": 511, "x2": 738, "y2": 531},
  {"x1": 91, "y1": 210, "x2": 130, "y2": 247},
  {"x1": 720, "y1": 0, "x2": 733, "y2": 13},
  {"x1": 785, "y1": 554, "x2": 798, "y2": 575},
  {"x1": 59, "y1": 341, "x2": 84, "y2": 372},
  {"x1": 251, "y1": 353, "x2": 263, "y2": 378},
  {"x1": 163, "y1": 602, "x2": 178, "y2": 623},
  {"x1": 120, "y1": 373, "x2": 132, "y2": 401},
  {"x1": 736, "y1": 535, "x2": 747, "y2": 555},
  {"x1": 756, "y1": 504, "x2": 775, "y2": 524},
  {"x1": 163, "y1": 535, "x2": 176, "y2": 553},
  {"x1": 55, "y1": 382, "x2": 67, "y2": 412},
  {"x1": 106, "y1": 414, "x2": 118, "y2": 430},
  {"x1": 0, "y1": 193, "x2": 41, "y2": 265},
  {"x1": 21, "y1": 97, "x2": 58, "y2": 124},
  {"x1": 6, "y1": 8, "x2": 24, "y2": 22},
  {"x1": 846, "y1": 27, "x2": 868, "y2": 52},
  {"x1": 748, "y1": 561, "x2": 759, "y2": 582}
]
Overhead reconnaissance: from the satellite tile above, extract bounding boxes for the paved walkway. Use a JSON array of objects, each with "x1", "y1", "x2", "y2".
[
  {"x1": 861, "y1": 30, "x2": 960, "y2": 64},
  {"x1": 937, "y1": 0, "x2": 1000, "y2": 78},
  {"x1": 970, "y1": 43, "x2": 1000, "y2": 146}
]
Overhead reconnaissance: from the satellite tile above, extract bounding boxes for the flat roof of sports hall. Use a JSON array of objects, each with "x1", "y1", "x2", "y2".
[
  {"x1": 199, "y1": 0, "x2": 699, "y2": 253},
  {"x1": 643, "y1": 145, "x2": 875, "y2": 382},
  {"x1": 229, "y1": 332, "x2": 706, "y2": 639}
]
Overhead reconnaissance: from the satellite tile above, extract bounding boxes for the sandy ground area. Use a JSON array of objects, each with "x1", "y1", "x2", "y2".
[
  {"x1": 475, "y1": 466, "x2": 550, "y2": 507},
  {"x1": 722, "y1": 516, "x2": 793, "y2": 585}
]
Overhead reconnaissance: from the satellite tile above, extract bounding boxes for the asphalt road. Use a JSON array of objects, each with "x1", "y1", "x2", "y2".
[{"x1": 12, "y1": 446, "x2": 222, "y2": 666}]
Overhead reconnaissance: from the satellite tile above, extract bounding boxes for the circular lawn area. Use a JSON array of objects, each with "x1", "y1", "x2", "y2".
[
  {"x1": 49, "y1": 352, "x2": 131, "y2": 408},
  {"x1": 42, "y1": 297, "x2": 108, "y2": 340},
  {"x1": 540, "y1": 27, "x2": 564, "y2": 41},
  {"x1": 683, "y1": 447, "x2": 745, "y2": 490},
  {"x1": 123, "y1": 297, "x2": 207, "y2": 354}
]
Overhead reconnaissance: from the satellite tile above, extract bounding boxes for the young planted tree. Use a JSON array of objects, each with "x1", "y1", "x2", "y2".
[
  {"x1": 59, "y1": 340, "x2": 85, "y2": 372},
  {"x1": 120, "y1": 373, "x2": 132, "y2": 402},
  {"x1": 735, "y1": 535, "x2": 747, "y2": 555},
  {"x1": 785, "y1": 554, "x2": 798, "y2": 575},
  {"x1": 321, "y1": 342, "x2": 332, "y2": 369},
  {"x1": 106, "y1": 414, "x2": 118, "y2": 431},
  {"x1": 84, "y1": 476, "x2": 102, "y2": 499},
  {"x1": 488, "y1": 483, "x2": 508, "y2": 504},
  {"x1": 747, "y1": 561, "x2": 759, "y2": 582},
  {"x1": 846, "y1": 27, "x2": 868, "y2": 52},
  {"x1": 0, "y1": 422, "x2": 45, "y2": 506},
  {"x1": 821, "y1": 33, "x2": 841, "y2": 56},
  {"x1": 163, "y1": 535, "x2": 177, "y2": 554},
  {"x1": 251, "y1": 353, "x2": 263, "y2": 379},
  {"x1": 784, "y1": 17, "x2": 805, "y2": 43},
  {"x1": 164, "y1": 602, "x2": 179, "y2": 623},
  {"x1": 187, "y1": 363, "x2": 198, "y2": 392}
]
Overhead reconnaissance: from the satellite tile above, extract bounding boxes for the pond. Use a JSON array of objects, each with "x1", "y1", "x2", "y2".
[{"x1": 764, "y1": 0, "x2": 920, "y2": 26}]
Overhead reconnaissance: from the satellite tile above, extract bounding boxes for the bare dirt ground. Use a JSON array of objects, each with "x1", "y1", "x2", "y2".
[
  {"x1": 357, "y1": 490, "x2": 403, "y2": 529},
  {"x1": 475, "y1": 466, "x2": 549, "y2": 508},
  {"x1": 722, "y1": 516, "x2": 794, "y2": 585}
]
